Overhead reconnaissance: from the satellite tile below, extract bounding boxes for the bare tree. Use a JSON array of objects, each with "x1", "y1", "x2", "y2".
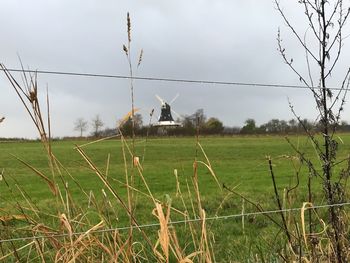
[
  {"x1": 91, "y1": 115, "x2": 104, "y2": 137},
  {"x1": 275, "y1": 0, "x2": 350, "y2": 261},
  {"x1": 74, "y1": 118, "x2": 88, "y2": 137}
]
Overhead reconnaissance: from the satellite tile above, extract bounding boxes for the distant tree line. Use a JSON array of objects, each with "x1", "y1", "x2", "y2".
[
  {"x1": 240, "y1": 118, "x2": 350, "y2": 134},
  {"x1": 73, "y1": 109, "x2": 350, "y2": 138}
]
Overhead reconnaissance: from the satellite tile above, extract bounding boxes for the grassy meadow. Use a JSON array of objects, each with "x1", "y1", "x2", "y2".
[{"x1": 1, "y1": 134, "x2": 350, "y2": 261}]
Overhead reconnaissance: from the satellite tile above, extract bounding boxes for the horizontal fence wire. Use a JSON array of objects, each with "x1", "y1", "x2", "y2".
[
  {"x1": 0, "y1": 68, "x2": 347, "y2": 91},
  {"x1": 1, "y1": 201, "x2": 350, "y2": 244}
]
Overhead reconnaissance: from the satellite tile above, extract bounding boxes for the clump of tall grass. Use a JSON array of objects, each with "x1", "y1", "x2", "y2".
[
  {"x1": 0, "y1": 66, "x2": 219, "y2": 262},
  {"x1": 0, "y1": 14, "x2": 220, "y2": 262}
]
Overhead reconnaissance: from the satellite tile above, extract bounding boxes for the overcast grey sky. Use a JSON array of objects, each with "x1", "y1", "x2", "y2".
[{"x1": 1, "y1": 0, "x2": 350, "y2": 138}]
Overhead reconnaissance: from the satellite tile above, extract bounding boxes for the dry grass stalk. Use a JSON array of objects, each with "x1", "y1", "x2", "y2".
[
  {"x1": 14, "y1": 184, "x2": 40, "y2": 219},
  {"x1": 76, "y1": 134, "x2": 121, "y2": 149},
  {"x1": 0, "y1": 241, "x2": 35, "y2": 261},
  {"x1": 119, "y1": 132, "x2": 134, "y2": 260},
  {"x1": 153, "y1": 202, "x2": 171, "y2": 262},
  {"x1": 301, "y1": 202, "x2": 313, "y2": 251},
  {"x1": 32, "y1": 224, "x2": 61, "y2": 249},
  {"x1": 121, "y1": 13, "x2": 143, "y2": 250},
  {"x1": 174, "y1": 169, "x2": 181, "y2": 197},
  {"x1": 112, "y1": 177, "x2": 186, "y2": 217},
  {"x1": 13, "y1": 155, "x2": 57, "y2": 196},
  {"x1": 75, "y1": 145, "x2": 154, "y2": 250},
  {"x1": 0, "y1": 214, "x2": 27, "y2": 223},
  {"x1": 197, "y1": 142, "x2": 221, "y2": 190},
  {"x1": 199, "y1": 209, "x2": 212, "y2": 263},
  {"x1": 0, "y1": 64, "x2": 50, "y2": 151}
]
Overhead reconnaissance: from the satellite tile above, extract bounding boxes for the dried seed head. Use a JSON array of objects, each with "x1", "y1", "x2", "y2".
[
  {"x1": 133, "y1": 156, "x2": 140, "y2": 167},
  {"x1": 123, "y1": 44, "x2": 128, "y2": 55},
  {"x1": 29, "y1": 90, "x2": 37, "y2": 102},
  {"x1": 127, "y1": 12, "x2": 131, "y2": 43},
  {"x1": 137, "y1": 49, "x2": 143, "y2": 67}
]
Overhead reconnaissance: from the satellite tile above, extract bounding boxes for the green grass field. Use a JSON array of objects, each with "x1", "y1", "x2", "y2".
[{"x1": 1, "y1": 134, "x2": 350, "y2": 261}]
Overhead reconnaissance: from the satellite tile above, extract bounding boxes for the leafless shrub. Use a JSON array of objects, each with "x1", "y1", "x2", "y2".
[{"x1": 273, "y1": 1, "x2": 350, "y2": 261}]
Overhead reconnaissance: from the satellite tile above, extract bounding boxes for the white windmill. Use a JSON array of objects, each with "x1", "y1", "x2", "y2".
[{"x1": 153, "y1": 94, "x2": 182, "y2": 127}]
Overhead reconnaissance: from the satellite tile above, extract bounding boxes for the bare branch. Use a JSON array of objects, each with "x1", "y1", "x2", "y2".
[
  {"x1": 275, "y1": 0, "x2": 320, "y2": 63},
  {"x1": 326, "y1": 0, "x2": 341, "y2": 28},
  {"x1": 304, "y1": 29, "x2": 315, "y2": 87},
  {"x1": 277, "y1": 30, "x2": 322, "y2": 105},
  {"x1": 288, "y1": 100, "x2": 323, "y2": 156},
  {"x1": 325, "y1": 5, "x2": 350, "y2": 78},
  {"x1": 305, "y1": 0, "x2": 319, "y2": 13},
  {"x1": 285, "y1": 136, "x2": 321, "y2": 179},
  {"x1": 329, "y1": 67, "x2": 350, "y2": 112},
  {"x1": 303, "y1": 1, "x2": 322, "y2": 42},
  {"x1": 330, "y1": 68, "x2": 350, "y2": 137},
  {"x1": 326, "y1": 4, "x2": 350, "y2": 53},
  {"x1": 277, "y1": 30, "x2": 310, "y2": 87}
]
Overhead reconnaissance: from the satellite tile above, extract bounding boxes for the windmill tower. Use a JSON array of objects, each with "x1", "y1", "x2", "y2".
[{"x1": 153, "y1": 94, "x2": 181, "y2": 127}]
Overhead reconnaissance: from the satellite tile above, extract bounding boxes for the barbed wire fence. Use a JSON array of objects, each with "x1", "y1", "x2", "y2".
[{"x1": 1, "y1": 201, "x2": 350, "y2": 244}]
